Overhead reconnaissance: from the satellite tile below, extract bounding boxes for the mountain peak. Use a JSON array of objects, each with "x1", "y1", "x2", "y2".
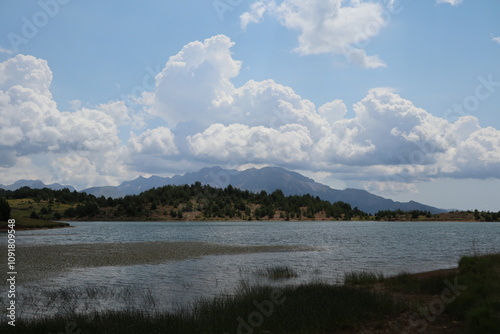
[
  {"x1": 80, "y1": 166, "x2": 446, "y2": 214},
  {"x1": 0, "y1": 180, "x2": 75, "y2": 192}
]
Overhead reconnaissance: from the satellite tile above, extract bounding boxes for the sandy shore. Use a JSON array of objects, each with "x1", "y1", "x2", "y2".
[{"x1": 1, "y1": 241, "x2": 313, "y2": 284}]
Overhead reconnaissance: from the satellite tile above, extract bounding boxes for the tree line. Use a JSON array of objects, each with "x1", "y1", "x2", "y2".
[
  {"x1": 1, "y1": 184, "x2": 499, "y2": 222},
  {"x1": 0, "y1": 183, "x2": 366, "y2": 221}
]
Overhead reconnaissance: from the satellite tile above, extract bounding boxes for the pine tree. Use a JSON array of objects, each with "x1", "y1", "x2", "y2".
[{"x1": 0, "y1": 197, "x2": 11, "y2": 221}]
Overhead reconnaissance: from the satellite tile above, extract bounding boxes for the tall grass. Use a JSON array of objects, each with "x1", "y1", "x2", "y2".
[
  {"x1": 448, "y1": 253, "x2": 500, "y2": 333},
  {"x1": 0, "y1": 281, "x2": 404, "y2": 334},
  {"x1": 3, "y1": 253, "x2": 498, "y2": 333},
  {"x1": 344, "y1": 270, "x2": 385, "y2": 286},
  {"x1": 381, "y1": 253, "x2": 500, "y2": 334},
  {"x1": 255, "y1": 265, "x2": 299, "y2": 280}
]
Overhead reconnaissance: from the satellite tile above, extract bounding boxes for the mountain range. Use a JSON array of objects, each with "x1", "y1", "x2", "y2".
[
  {"x1": 0, "y1": 179, "x2": 76, "y2": 192},
  {"x1": 0, "y1": 166, "x2": 447, "y2": 214}
]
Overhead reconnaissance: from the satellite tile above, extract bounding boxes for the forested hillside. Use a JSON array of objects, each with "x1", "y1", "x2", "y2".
[
  {"x1": 1, "y1": 184, "x2": 499, "y2": 227},
  {"x1": 0, "y1": 183, "x2": 367, "y2": 222}
]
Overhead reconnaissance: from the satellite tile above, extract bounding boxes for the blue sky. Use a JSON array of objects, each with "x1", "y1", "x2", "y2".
[{"x1": 0, "y1": 0, "x2": 499, "y2": 211}]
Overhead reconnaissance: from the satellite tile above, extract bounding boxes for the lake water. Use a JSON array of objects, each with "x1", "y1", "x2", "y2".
[{"x1": 4, "y1": 220, "x2": 500, "y2": 316}]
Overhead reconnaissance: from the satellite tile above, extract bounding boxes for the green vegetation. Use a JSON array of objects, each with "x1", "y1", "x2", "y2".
[
  {"x1": 1, "y1": 196, "x2": 71, "y2": 229},
  {"x1": 1, "y1": 185, "x2": 499, "y2": 226},
  {"x1": 0, "y1": 196, "x2": 11, "y2": 221},
  {"x1": 344, "y1": 270, "x2": 385, "y2": 286},
  {"x1": 374, "y1": 209, "x2": 432, "y2": 221},
  {"x1": 0, "y1": 282, "x2": 403, "y2": 334},
  {"x1": 1, "y1": 253, "x2": 498, "y2": 333},
  {"x1": 347, "y1": 253, "x2": 500, "y2": 333},
  {"x1": 449, "y1": 253, "x2": 500, "y2": 333},
  {"x1": 0, "y1": 183, "x2": 368, "y2": 223},
  {"x1": 256, "y1": 265, "x2": 299, "y2": 280}
]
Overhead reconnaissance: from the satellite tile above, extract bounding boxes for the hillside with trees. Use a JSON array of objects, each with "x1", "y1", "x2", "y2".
[
  {"x1": 0, "y1": 183, "x2": 367, "y2": 225},
  {"x1": 1, "y1": 184, "x2": 499, "y2": 229}
]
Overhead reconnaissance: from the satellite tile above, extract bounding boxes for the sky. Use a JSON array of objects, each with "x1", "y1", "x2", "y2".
[{"x1": 0, "y1": 0, "x2": 499, "y2": 211}]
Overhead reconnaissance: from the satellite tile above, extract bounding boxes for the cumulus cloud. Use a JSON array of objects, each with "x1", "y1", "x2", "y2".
[
  {"x1": 0, "y1": 54, "x2": 53, "y2": 95},
  {"x1": 128, "y1": 127, "x2": 178, "y2": 156},
  {"x1": 2, "y1": 36, "x2": 500, "y2": 193},
  {"x1": 144, "y1": 35, "x2": 500, "y2": 185},
  {"x1": 0, "y1": 54, "x2": 129, "y2": 186},
  {"x1": 315, "y1": 88, "x2": 450, "y2": 166},
  {"x1": 318, "y1": 99, "x2": 347, "y2": 123},
  {"x1": 50, "y1": 149, "x2": 130, "y2": 189},
  {"x1": 216, "y1": 79, "x2": 330, "y2": 138},
  {"x1": 187, "y1": 123, "x2": 313, "y2": 163},
  {"x1": 492, "y1": 36, "x2": 500, "y2": 45},
  {"x1": 147, "y1": 34, "x2": 330, "y2": 137},
  {"x1": 97, "y1": 101, "x2": 132, "y2": 126},
  {"x1": 241, "y1": 0, "x2": 389, "y2": 68},
  {"x1": 148, "y1": 35, "x2": 241, "y2": 127},
  {"x1": 0, "y1": 55, "x2": 122, "y2": 156}
]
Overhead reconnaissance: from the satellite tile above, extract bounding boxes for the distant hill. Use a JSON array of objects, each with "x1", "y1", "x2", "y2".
[
  {"x1": 82, "y1": 166, "x2": 446, "y2": 214},
  {"x1": 0, "y1": 180, "x2": 76, "y2": 192}
]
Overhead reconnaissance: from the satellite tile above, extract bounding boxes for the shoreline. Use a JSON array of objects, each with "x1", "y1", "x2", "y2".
[
  {"x1": 57, "y1": 217, "x2": 493, "y2": 223},
  {"x1": 1, "y1": 218, "x2": 493, "y2": 234},
  {"x1": 0, "y1": 225, "x2": 74, "y2": 232}
]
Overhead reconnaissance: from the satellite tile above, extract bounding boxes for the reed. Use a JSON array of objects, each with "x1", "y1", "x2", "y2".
[
  {"x1": 256, "y1": 265, "x2": 299, "y2": 280},
  {"x1": 0, "y1": 281, "x2": 403, "y2": 334},
  {"x1": 3, "y1": 253, "x2": 498, "y2": 333}
]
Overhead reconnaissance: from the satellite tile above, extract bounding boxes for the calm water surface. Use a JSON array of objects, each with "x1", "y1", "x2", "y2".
[{"x1": 6, "y1": 220, "x2": 500, "y2": 314}]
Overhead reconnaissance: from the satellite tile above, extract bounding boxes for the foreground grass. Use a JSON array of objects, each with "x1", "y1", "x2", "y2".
[
  {"x1": 344, "y1": 270, "x2": 385, "y2": 286},
  {"x1": 2, "y1": 253, "x2": 498, "y2": 334},
  {"x1": 447, "y1": 253, "x2": 500, "y2": 333},
  {"x1": 255, "y1": 265, "x2": 300, "y2": 280},
  {"x1": 373, "y1": 253, "x2": 500, "y2": 333},
  {"x1": 1, "y1": 282, "x2": 403, "y2": 334}
]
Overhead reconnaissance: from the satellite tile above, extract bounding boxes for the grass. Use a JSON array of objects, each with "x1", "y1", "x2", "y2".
[
  {"x1": 381, "y1": 253, "x2": 500, "y2": 333},
  {"x1": 0, "y1": 281, "x2": 404, "y2": 334},
  {"x1": 2, "y1": 253, "x2": 498, "y2": 333},
  {"x1": 256, "y1": 265, "x2": 299, "y2": 280},
  {"x1": 344, "y1": 270, "x2": 385, "y2": 286},
  {"x1": 448, "y1": 253, "x2": 500, "y2": 333},
  {"x1": 1, "y1": 198, "x2": 71, "y2": 229},
  {"x1": 382, "y1": 270, "x2": 455, "y2": 295}
]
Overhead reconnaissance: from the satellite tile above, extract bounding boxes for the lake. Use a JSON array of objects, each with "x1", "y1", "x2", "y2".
[{"x1": 2, "y1": 220, "x2": 500, "y2": 316}]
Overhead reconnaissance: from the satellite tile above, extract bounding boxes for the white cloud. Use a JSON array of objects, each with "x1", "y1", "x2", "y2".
[
  {"x1": 97, "y1": 100, "x2": 132, "y2": 126},
  {"x1": 128, "y1": 127, "x2": 178, "y2": 156},
  {"x1": 144, "y1": 35, "x2": 500, "y2": 184},
  {"x1": 316, "y1": 88, "x2": 450, "y2": 166},
  {"x1": 492, "y1": 36, "x2": 500, "y2": 45},
  {"x1": 0, "y1": 54, "x2": 129, "y2": 186},
  {"x1": 363, "y1": 180, "x2": 419, "y2": 196},
  {"x1": 216, "y1": 79, "x2": 330, "y2": 138},
  {"x1": 436, "y1": 0, "x2": 462, "y2": 6},
  {"x1": 0, "y1": 54, "x2": 53, "y2": 96},
  {"x1": 50, "y1": 149, "x2": 130, "y2": 189},
  {"x1": 187, "y1": 123, "x2": 313, "y2": 163},
  {"x1": 240, "y1": 0, "x2": 269, "y2": 30},
  {"x1": 2, "y1": 36, "x2": 500, "y2": 193},
  {"x1": 241, "y1": 0, "x2": 389, "y2": 68},
  {"x1": 147, "y1": 34, "x2": 330, "y2": 137},
  {"x1": 318, "y1": 99, "x2": 347, "y2": 123},
  {"x1": 0, "y1": 55, "x2": 121, "y2": 156},
  {"x1": 148, "y1": 35, "x2": 241, "y2": 127}
]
